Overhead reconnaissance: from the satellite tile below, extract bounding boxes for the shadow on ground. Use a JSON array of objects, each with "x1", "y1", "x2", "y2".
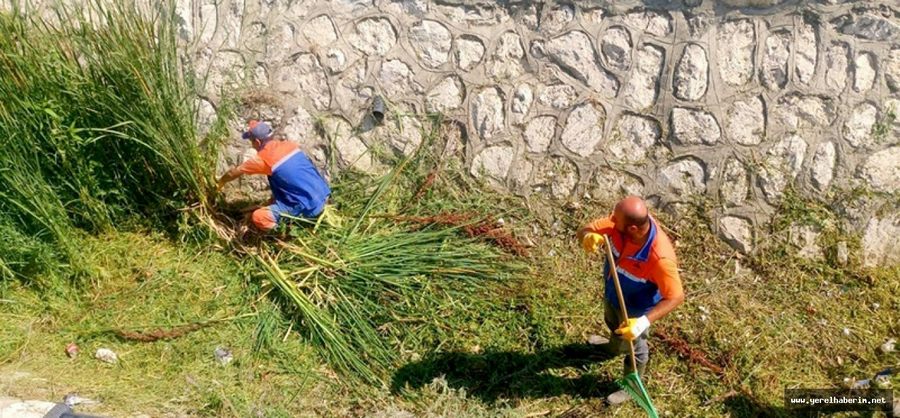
[
  {"x1": 722, "y1": 394, "x2": 795, "y2": 418},
  {"x1": 391, "y1": 344, "x2": 621, "y2": 404},
  {"x1": 393, "y1": 344, "x2": 808, "y2": 416}
]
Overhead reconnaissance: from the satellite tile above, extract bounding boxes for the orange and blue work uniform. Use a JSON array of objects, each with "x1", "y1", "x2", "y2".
[
  {"x1": 238, "y1": 140, "x2": 331, "y2": 231},
  {"x1": 581, "y1": 215, "x2": 683, "y2": 317},
  {"x1": 582, "y1": 214, "x2": 683, "y2": 374}
]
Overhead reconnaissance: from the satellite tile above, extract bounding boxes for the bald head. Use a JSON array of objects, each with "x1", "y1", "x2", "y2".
[{"x1": 614, "y1": 196, "x2": 650, "y2": 230}]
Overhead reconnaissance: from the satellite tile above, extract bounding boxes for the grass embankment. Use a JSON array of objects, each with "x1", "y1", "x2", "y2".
[
  {"x1": 2, "y1": 190, "x2": 897, "y2": 417},
  {"x1": 1, "y1": 232, "x2": 322, "y2": 417}
]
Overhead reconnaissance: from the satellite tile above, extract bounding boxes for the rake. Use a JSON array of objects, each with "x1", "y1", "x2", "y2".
[{"x1": 603, "y1": 237, "x2": 660, "y2": 418}]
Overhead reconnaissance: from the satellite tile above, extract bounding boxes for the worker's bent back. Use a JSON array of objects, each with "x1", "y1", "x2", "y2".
[{"x1": 240, "y1": 139, "x2": 331, "y2": 218}]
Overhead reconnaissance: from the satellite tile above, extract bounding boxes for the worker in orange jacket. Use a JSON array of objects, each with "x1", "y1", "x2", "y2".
[
  {"x1": 217, "y1": 120, "x2": 332, "y2": 231},
  {"x1": 576, "y1": 196, "x2": 685, "y2": 405}
]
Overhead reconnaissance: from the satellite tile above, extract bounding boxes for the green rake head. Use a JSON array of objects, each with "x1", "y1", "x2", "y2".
[{"x1": 616, "y1": 371, "x2": 660, "y2": 418}]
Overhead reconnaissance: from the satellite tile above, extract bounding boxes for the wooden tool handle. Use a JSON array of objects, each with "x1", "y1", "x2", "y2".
[{"x1": 603, "y1": 238, "x2": 639, "y2": 374}]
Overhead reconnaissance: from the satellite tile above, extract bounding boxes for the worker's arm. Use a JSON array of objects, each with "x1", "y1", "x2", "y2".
[
  {"x1": 218, "y1": 157, "x2": 269, "y2": 190},
  {"x1": 645, "y1": 258, "x2": 684, "y2": 322},
  {"x1": 576, "y1": 215, "x2": 614, "y2": 241},
  {"x1": 616, "y1": 258, "x2": 684, "y2": 340},
  {"x1": 217, "y1": 167, "x2": 243, "y2": 190},
  {"x1": 645, "y1": 292, "x2": 684, "y2": 322}
]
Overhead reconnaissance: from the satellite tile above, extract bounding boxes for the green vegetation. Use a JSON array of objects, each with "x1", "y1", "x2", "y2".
[
  {"x1": 0, "y1": 231, "x2": 324, "y2": 417},
  {"x1": 255, "y1": 149, "x2": 522, "y2": 385},
  {"x1": 3, "y1": 189, "x2": 896, "y2": 417},
  {"x1": 1, "y1": 2, "x2": 897, "y2": 417},
  {"x1": 0, "y1": 1, "x2": 217, "y2": 281},
  {"x1": 873, "y1": 102, "x2": 896, "y2": 143}
]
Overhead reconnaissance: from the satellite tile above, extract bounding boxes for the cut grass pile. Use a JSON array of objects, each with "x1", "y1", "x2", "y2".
[{"x1": 251, "y1": 123, "x2": 526, "y2": 386}]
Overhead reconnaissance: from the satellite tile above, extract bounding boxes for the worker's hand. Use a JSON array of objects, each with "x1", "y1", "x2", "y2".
[
  {"x1": 216, "y1": 167, "x2": 242, "y2": 192},
  {"x1": 216, "y1": 174, "x2": 232, "y2": 192},
  {"x1": 581, "y1": 233, "x2": 605, "y2": 253},
  {"x1": 615, "y1": 315, "x2": 650, "y2": 341}
]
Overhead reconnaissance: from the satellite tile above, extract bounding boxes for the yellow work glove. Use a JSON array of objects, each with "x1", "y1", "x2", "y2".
[
  {"x1": 581, "y1": 232, "x2": 605, "y2": 253},
  {"x1": 615, "y1": 315, "x2": 651, "y2": 341}
]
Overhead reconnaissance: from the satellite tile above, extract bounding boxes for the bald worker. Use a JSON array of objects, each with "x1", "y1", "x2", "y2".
[{"x1": 576, "y1": 196, "x2": 684, "y2": 405}]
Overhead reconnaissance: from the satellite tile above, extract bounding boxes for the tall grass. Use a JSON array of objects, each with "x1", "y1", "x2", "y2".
[{"x1": 0, "y1": 1, "x2": 216, "y2": 279}]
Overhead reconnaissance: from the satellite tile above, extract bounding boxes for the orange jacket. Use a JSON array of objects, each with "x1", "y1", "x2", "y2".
[{"x1": 581, "y1": 215, "x2": 683, "y2": 316}]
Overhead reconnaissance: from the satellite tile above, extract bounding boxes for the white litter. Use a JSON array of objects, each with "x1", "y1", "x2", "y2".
[
  {"x1": 214, "y1": 346, "x2": 233, "y2": 366},
  {"x1": 64, "y1": 393, "x2": 98, "y2": 407},
  {"x1": 94, "y1": 348, "x2": 118, "y2": 364}
]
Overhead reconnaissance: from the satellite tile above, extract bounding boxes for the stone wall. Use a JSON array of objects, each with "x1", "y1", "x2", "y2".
[
  {"x1": 187, "y1": 0, "x2": 900, "y2": 267},
  {"x1": 7, "y1": 0, "x2": 899, "y2": 265}
]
